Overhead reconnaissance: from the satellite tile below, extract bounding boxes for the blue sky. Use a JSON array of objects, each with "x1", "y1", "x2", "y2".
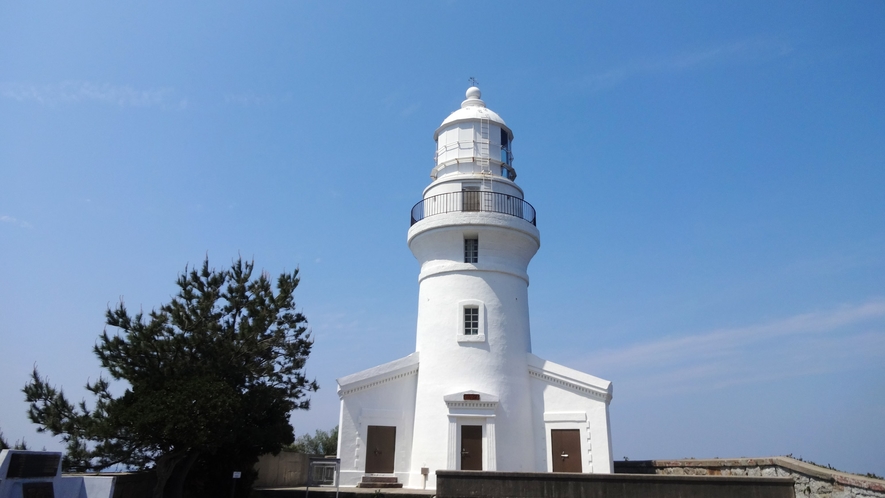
[{"x1": 1, "y1": 1, "x2": 883, "y2": 476}]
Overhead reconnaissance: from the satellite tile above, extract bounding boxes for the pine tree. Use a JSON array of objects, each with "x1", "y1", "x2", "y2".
[{"x1": 24, "y1": 258, "x2": 318, "y2": 498}]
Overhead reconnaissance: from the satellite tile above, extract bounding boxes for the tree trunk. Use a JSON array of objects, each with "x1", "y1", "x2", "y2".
[
  {"x1": 163, "y1": 450, "x2": 199, "y2": 498},
  {"x1": 152, "y1": 450, "x2": 189, "y2": 498}
]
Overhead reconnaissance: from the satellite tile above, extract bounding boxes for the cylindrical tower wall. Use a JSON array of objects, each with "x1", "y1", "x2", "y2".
[
  {"x1": 407, "y1": 212, "x2": 540, "y2": 483},
  {"x1": 423, "y1": 175, "x2": 523, "y2": 198}
]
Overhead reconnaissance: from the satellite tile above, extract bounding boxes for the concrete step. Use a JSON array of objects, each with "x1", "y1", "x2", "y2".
[
  {"x1": 355, "y1": 482, "x2": 404, "y2": 488},
  {"x1": 360, "y1": 476, "x2": 399, "y2": 483},
  {"x1": 357, "y1": 475, "x2": 403, "y2": 488}
]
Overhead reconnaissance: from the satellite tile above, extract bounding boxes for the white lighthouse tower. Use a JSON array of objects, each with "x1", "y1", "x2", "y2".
[
  {"x1": 408, "y1": 85, "x2": 540, "y2": 477},
  {"x1": 336, "y1": 86, "x2": 614, "y2": 489}
]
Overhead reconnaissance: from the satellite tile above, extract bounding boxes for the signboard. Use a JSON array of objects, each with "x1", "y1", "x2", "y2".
[{"x1": 6, "y1": 453, "x2": 60, "y2": 478}]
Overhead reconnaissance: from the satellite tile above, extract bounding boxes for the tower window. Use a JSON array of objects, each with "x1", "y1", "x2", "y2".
[
  {"x1": 457, "y1": 300, "x2": 486, "y2": 343},
  {"x1": 464, "y1": 237, "x2": 478, "y2": 263},
  {"x1": 500, "y1": 128, "x2": 511, "y2": 166},
  {"x1": 464, "y1": 306, "x2": 479, "y2": 335}
]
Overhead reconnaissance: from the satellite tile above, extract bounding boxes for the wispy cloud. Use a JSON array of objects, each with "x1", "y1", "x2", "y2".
[
  {"x1": 0, "y1": 81, "x2": 187, "y2": 109},
  {"x1": 380, "y1": 90, "x2": 422, "y2": 119},
  {"x1": 400, "y1": 103, "x2": 420, "y2": 118},
  {"x1": 582, "y1": 37, "x2": 793, "y2": 91},
  {"x1": 0, "y1": 215, "x2": 33, "y2": 229},
  {"x1": 577, "y1": 299, "x2": 885, "y2": 397},
  {"x1": 224, "y1": 92, "x2": 293, "y2": 107}
]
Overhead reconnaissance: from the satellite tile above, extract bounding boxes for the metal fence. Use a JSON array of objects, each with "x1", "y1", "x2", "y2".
[{"x1": 410, "y1": 191, "x2": 537, "y2": 226}]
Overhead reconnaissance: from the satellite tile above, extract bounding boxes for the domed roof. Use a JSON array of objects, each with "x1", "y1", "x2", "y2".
[{"x1": 433, "y1": 86, "x2": 512, "y2": 140}]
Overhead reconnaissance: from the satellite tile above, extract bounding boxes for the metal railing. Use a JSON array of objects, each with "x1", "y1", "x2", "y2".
[{"x1": 410, "y1": 191, "x2": 537, "y2": 226}]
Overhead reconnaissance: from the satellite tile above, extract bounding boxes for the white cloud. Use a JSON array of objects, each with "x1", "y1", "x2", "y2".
[
  {"x1": 0, "y1": 215, "x2": 33, "y2": 229},
  {"x1": 577, "y1": 299, "x2": 885, "y2": 397},
  {"x1": 0, "y1": 81, "x2": 187, "y2": 109},
  {"x1": 581, "y1": 37, "x2": 794, "y2": 91}
]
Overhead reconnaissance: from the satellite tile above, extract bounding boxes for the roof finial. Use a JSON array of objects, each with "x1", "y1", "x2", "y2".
[{"x1": 468, "y1": 76, "x2": 479, "y2": 87}]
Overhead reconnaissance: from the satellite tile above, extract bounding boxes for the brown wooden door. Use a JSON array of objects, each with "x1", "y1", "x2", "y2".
[
  {"x1": 460, "y1": 425, "x2": 483, "y2": 470},
  {"x1": 551, "y1": 429, "x2": 582, "y2": 472},
  {"x1": 365, "y1": 425, "x2": 396, "y2": 473},
  {"x1": 462, "y1": 188, "x2": 481, "y2": 211}
]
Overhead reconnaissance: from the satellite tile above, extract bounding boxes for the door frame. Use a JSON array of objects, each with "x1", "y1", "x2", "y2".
[
  {"x1": 358, "y1": 409, "x2": 405, "y2": 475},
  {"x1": 458, "y1": 424, "x2": 484, "y2": 471},
  {"x1": 364, "y1": 425, "x2": 397, "y2": 474},
  {"x1": 444, "y1": 391, "x2": 499, "y2": 471},
  {"x1": 448, "y1": 416, "x2": 496, "y2": 471},
  {"x1": 543, "y1": 412, "x2": 589, "y2": 473},
  {"x1": 550, "y1": 428, "x2": 582, "y2": 473}
]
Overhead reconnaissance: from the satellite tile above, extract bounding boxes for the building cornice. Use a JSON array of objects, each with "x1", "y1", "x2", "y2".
[
  {"x1": 417, "y1": 261, "x2": 530, "y2": 285},
  {"x1": 407, "y1": 211, "x2": 540, "y2": 246},
  {"x1": 336, "y1": 353, "x2": 420, "y2": 398},
  {"x1": 527, "y1": 353, "x2": 612, "y2": 403}
]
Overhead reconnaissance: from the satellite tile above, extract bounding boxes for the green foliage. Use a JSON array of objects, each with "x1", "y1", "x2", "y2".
[
  {"x1": 0, "y1": 429, "x2": 30, "y2": 451},
  {"x1": 24, "y1": 258, "x2": 318, "y2": 498},
  {"x1": 287, "y1": 426, "x2": 338, "y2": 455}
]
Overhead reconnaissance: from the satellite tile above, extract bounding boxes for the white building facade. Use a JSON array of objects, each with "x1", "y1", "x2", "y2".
[{"x1": 336, "y1": 87, "x2": 613, "y2": 489}]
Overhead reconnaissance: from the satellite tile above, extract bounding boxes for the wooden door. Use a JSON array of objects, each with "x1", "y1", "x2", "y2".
[
  {"x1": 462, "y1": 188, "x2": 481, "y2": 211},
  {"x1": 365, "y1": 425, "x2": 396, "y2": 474},
  {"x1": 460, "y1": 425, "x2": 483, "y2": 471},
  {"x1": 22, "y1": 483, "x2": 55, "y2": 498},
  {"x1": 551, "y1": 429, "x2": 582, "y2": 472}
]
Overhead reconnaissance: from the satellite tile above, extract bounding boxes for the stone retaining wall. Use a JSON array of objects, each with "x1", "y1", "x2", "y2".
[
  {"x1": 614, "y1": 457, "x2": 885, "y2": 498},
  {"x1": 436, "y1": 470, "x2": 794, "y2": 498},
  {"x1": 254, "y1": 452, "x2": 315, "y2": 488}
]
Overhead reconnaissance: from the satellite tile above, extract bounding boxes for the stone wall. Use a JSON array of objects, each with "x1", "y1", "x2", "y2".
[
  {"x1": 614, "y1": 457, "x2": 885, "y2": 498},
  {"x1": 435, "y1": 470, "x2": 794, "y2": 498},
  {"x1": 253, "y1": 452, "x2": 315, "y2": 488}
]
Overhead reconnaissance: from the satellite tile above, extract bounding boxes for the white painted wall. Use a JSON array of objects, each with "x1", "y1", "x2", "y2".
[
  {"x1": 433, "y1": 121, "x2": 512, "y2": 180},
  {"x1": 337, "y1": 354, "x2": 419, "y2": 486},
  {"x1": 423, "y1": 175, "x2": 523, "y2": 199},
  {"x1": 527, "y1": 354, "x2": 614, "y2": 474},
  {"x1": 407, "y1": 208, "x2": 541, "y2": 487}
]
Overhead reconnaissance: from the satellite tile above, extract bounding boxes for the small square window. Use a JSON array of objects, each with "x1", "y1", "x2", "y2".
[
  {"x1": 464, "y1": 306, "x2": 479, "y2": 335},
  {"x1": 464, "y1": 237, "x2": 478, "y2": 263}
]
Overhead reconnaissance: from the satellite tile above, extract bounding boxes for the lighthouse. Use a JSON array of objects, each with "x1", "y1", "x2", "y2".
[{"x1": 336, "y1": 86, "x2": 614, "y2": 489}]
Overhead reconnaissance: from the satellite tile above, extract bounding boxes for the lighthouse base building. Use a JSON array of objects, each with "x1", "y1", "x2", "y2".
[{"x1": 336, "y1": 87, "x2": 613, "y2": 489}]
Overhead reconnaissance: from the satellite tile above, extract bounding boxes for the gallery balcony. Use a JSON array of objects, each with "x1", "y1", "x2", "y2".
[{"x1": 410, "y1": 191, "x2": 537, "y2": 226}]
